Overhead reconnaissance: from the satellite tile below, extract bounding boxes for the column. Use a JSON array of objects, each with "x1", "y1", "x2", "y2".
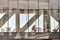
[
  {"x1": 43, "y1": 9, "x2": 50, "y2": 32},
  {"x1": 16, "y1": 10, "x2": 20, "y2": 32}
]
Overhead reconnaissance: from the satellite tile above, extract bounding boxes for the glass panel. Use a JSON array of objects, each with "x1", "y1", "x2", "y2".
[
  {"x1": 39, "y1": 10, "x2": 43, "y2": 33},
  {"x1": 9, "y1": 14, "x2": 16, "y2": 32},
  {"x1": 20, "y1": 14, "x2": 28, "y2": 28},
  {"x1": 0, "y1": 0, "x2": 60, "y2": 39},
  {"x1": 1, "y1": 21, "x2": 8, "y2": 32},
  {"x1": 0, "y1": 10, "x2": 9, "y2": 32},
  {"x1": 28, "y1": 10, "x2": 36, "y2": 32},
  {"x1": 0, "y1": 10, "x2": 16, "y2": 32},
  {"x1": 19, "y1": 0, "x2": 28, "y2": 38},
  {"x1": 50, "y1": 10, "x2": 59, "y2": 32}
]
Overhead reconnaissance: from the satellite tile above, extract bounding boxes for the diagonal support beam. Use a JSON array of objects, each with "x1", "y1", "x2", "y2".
[
  {"x1": 20, "y1": 11, "x2": 42, "y2": 32},
  {"x1": 0, "y1": 10, "x2": 13, "y2": 27},
  {"x1": 12, "y1": 10, "x2": 42, "y2": 32}
]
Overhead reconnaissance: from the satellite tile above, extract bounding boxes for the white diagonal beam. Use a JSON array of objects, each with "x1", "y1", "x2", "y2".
[
  {"x1": 20, "y1": 10, "x2": 42, "y2": 32},
  {"x1": 0, "y1": 10, "x2": 13, "y2": 27}
]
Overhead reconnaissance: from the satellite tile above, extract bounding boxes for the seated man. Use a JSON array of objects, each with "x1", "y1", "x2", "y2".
[
  {"x1": 32, "y1": 25, "x2": 42, "y2": 32},
  {"x1": 32, "y1": 25, "x2": 37, "y2": 32}
]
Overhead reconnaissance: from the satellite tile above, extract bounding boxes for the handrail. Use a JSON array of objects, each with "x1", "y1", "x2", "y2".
[{"x1": 53, "y1": 24, "x2": 59, "y2": 32}]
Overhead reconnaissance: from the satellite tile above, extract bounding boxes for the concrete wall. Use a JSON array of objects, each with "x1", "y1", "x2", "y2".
[{"x1": 0, "y1": 0, "x2": 48, "y2": 9}]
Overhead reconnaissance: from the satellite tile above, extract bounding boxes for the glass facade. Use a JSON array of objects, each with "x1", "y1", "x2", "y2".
[{"x1": 0, "y1": 0, "x2": 60, "y2": 39}]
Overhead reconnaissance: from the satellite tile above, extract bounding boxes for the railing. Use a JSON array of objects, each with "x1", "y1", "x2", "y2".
[
  {"x1": 0, "y1": 32, "x2": 60, "y2": 39},
  {"x1": 0, "y1": 32, "x2": 50, "y2": 39},
  {"x1": 53, "y1": 25, "x2": 59, "y2": 32}
]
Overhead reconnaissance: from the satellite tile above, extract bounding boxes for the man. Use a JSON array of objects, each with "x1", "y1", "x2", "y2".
[
  {"x1": 32, "y1": 25, "x2": 42, "y2": 32},
  {"x1": 32, "y1": 25, "x2": 37, "y2": 32}
]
